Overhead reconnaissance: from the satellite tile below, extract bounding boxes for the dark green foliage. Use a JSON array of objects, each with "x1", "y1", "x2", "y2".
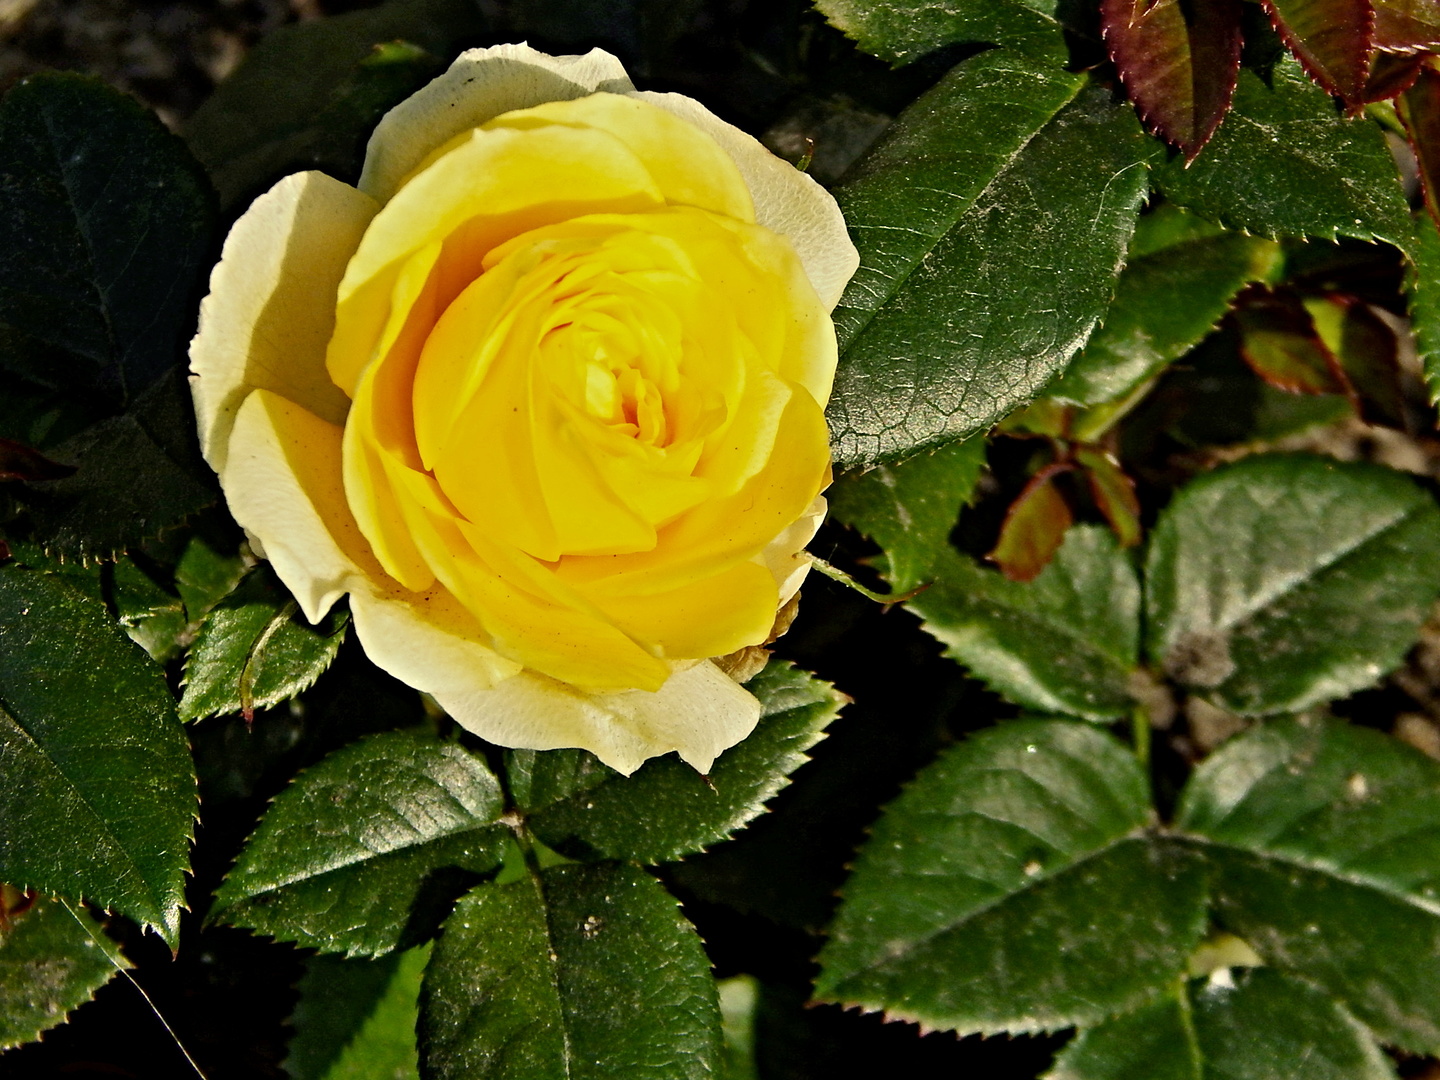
[
  {"x1": 1145, "y1": 454, "x2": 1440, "y2": 715},
  {"x1": 812, "y1": 0, "x2": 1066, "y2": 64},
  {"x1": 287, "y1": 946, "x2": 428, "y2": 1080},
  {"x1": 1154, "y1": 59, "x2": 1413, "y2": 254},
  {"x1": 0, "y1": 898, "x2": 126, "y2": 1051},
  {"x1": 817, "y1": 720, "x2": 1206, "y2": 1034},
  {"x1": 212, "y1": 730, "x2": 508, "y2": 957},
  {"x1": 1177, "y1": 716, "x2": 1440, "y2": 1054},
  {"x1": 826, "y1": 55, "x2": 1154, "y2": 466},
  {"x1": 418, "y1": 863, "x2": 723, "y2": 1080},
  {"x1": 180, "y1": 565, "x2": 349, "y2": 721},
  {"x1": 0, "y1": 566, "x2": 194, "y2": 945},
  {"x1": 908, "y1": 526, "x2": 1141, "y2": 720},
  {"x1": 1049, "y1": 970, "x2": 1396, "y2": 1080},
  {"x1": 827, "y1": 437, "x2": 986, "y2": 592},
  {"x1": 0, "y1": 72, "x2": 213, "y2": 412},
  {"x1": 184, "y1": 0, "x2": 486, "y2": 208},
  {"x1": 518, "y1": 660, "x2": 844, "y2": 863}
]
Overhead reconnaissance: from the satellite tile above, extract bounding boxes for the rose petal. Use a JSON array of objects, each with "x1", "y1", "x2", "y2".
[
  {"x1": 190, "y1": 171, "x2": 376, "y2": 472},
  {"x1": 359, "y1": 43, "x2": 634, "y2": 205},
  {"x1": 760, "y1": 493, "x2": 828, "y2": 604},
  {"x1": 223, "y1": 390, "x2": 372, "y2": 623},
  {"x1": 634, "y1": 90, "x2": 860, "y2": 312},
  {"x1": 432, "y1": 659, "x2": 762, "y2": 775}
]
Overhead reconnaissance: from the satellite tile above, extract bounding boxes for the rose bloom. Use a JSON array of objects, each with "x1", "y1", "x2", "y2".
[{"x1": 190, "y1": 44, "x2": 857, "y2": 774}]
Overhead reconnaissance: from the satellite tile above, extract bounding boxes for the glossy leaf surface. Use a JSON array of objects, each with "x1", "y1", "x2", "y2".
[
  {"x1": 213, "y1": 730, "x2": 508, "y2": 957},
  {"x1": 910, "y1": 525, "x2": 1141, "y2": 720},
  {"x1": 180, "y1": 565, "x2": 349, "y2": 721},
  {"x1": 828, "y1": 437, "x2": 986, "y2": 592},
  {"x1": 1049, "y1": 969, "x2": 1396, "y2": 1080},
  {"x1": 0, "y1": 898, "x2": 126, "y2": 1051},
  {"x1": 419, "y1": 863, "x2": 722, "y2": 1079},
  {"x1": 517, "y1": 660, "x2": 843, "y2": 864},
  {"x1": 1156, "y1": 60, "x2": 1412, "y2": 256},
  {"x1": 1145, "y1": 454, "x2": 1440, "y2": 715},
  {"x1": 1375, "y1": 0, "x2": 1440, "y2": 51},
  {"x1": 812, "y1": 0, "x2": 1064, "y2": 65},
  {"x1": 1263, "y1": 0, "x2": 1374, "y2": 104},
  {"x1": 1100, "y1": 0, "x2": 1243, "y2": 158},
  {"x1": 827, "y1": 54, "x2": 1153, "y2": 466},
  {"x1": 0, "y1": 567, "x2": 194, "y2": 944},
  {"x1": 817, "y1": 720, "x2": 1205, "y2": 1034},
  {"x1": 1177, "y1": 716, "x2": 1440, "y2": 1053}
]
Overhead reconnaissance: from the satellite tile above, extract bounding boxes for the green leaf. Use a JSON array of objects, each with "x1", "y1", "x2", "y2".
[
  {"x1": 827, "y1": 437, "x2": 985, "y2": 592},
  {"x1": 180, "y1": 565, "x2": 349, "y2": 722},
  {"x1": 173, "y1": 533, "x2": 247, "y2": 625},
  {"x1": 17, "y1": 367, "x2": 218, "y2": 561},
  {"x1": 1175, "y1": 715, "x2": 1440, "y2": 1053},
  {"x1": 0, "y1": 72, "x2": 214, "y2": 410},
  {"x1": 0, "y1": 566, "x2": 194, "y2": 945},
  {"x1": 812, "y1": 0, "x2": 1065, "y2": 65},
  {"x1": 515, "y1": 660, "x2": 844, "y2": 863},
  {"x1": 287, "y1": 945, "x2": 429, "y2": 1080},
  {"x1": 419, "y1": 863, "x2": 722, "y2": 1080},
  {"x1": 212, "y1": 729, "x2": 508, "y2": 957},
  {"x1": 111, "y1": 556, "x2": 188, "y2": 664},
  {"x1": 1407, "y1": 218, "x2": 1440, "y2": 404},
  {"x1": 0, "y1": 897, "x2": 128, "y2": 1051},
  {"x1": 816, "y1": 720, "x2": 1205, "y2": 1034},
  {"x1": 909, "y1": 525, "x2": 1141, "y2": 720},
  {"x1": 826, "y1": 55, "x2": 1154, "y2": 467},
  {"x1": 1154, "y1": 59, "x2": 1413, "y2": 256},
  {"x1": 1046, "y1": 232, "x2": 1283, "y2": 408},
  {"x1": 1048, "y1": 969, "x2": 1396, "y2": 1080},
  {"x1": 1144, "y1": 453, "x2": 1440, "y2": 715},
  {"x1": 184, "y1": 0, "x2": 485, "y2": 208}
]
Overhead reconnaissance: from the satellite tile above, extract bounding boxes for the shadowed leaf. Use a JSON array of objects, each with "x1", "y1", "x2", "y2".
[
  {"x1": 1075, "y1": 447, "x2": 1141, "y2": 548},
  {"x1": 1400, "y1": 63, "x2": 1440, "y2": 229},
  {"x1": 0, "y1": 438, "x2": 73, "y2": 483},
  {"x1": 1232, "y1": 285, "x2": 1353, "y2": 396},
  {"x1": 1375, "y1": 0, "x2": 1440, "y2": 52},
  {"x1": 1100, "y1": 0, "x2": 1243, "y2": 159}
]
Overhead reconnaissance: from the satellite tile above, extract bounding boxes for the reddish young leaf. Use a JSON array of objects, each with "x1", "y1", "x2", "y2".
[
  {"x1": 1100, "y1": 0, "x2": 1243, "y2": 160},
  {"x1": 1400, "y1": 62, "x2": 1440, "y2": 227},
  {"x1": 0, "y1": 437, "x2": 75, "y2": 483},
  {"x1": 1362, "y1": 50, "x2": 1426, "y2": 99},
  {"x1": 1231, "y1": 285, "x2": 1355, "y2": 397},
  {"x1": 1263, "y1": 0, "x2": 1376, "y2": 104},
  {"x1": 1375, "y1": 0, "x2": 1440, "y2": 52},
  {"x1": 1075, "y1": 447, "x2": 1142, "y2": 549},
  {"x1": 1306, "y1": 294, "x2": 1407, "y2": 426},
  {"x1": 989, "y1": 463, "x2": 1074, "y2": 583}
]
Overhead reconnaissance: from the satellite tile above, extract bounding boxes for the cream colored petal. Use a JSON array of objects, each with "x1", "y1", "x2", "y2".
[
  {"x1": 222, "y1": 390, "x2": 365, "y2": 624},
  {"x1": 190, "y1": 171, "x2": 375, "y2": 473},
  {"x1": 633, "y1": 90, "x2": 859, "y2": 310},
  {"x1": 759, "y1": 494, "x2": 827, "y2": 605},
  {"x1": 359, "y1": 44, "x2": 634, "y2": 205},
  {"x1": 348, "y1": 584, "x2": 524, "y2": 695},
  {"x1": 434, "y1": 660, "x2": 761, "y2": 775}
]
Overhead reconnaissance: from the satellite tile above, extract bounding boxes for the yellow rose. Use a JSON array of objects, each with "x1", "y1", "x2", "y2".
[{"x1": 189, "y1": 44, "x2": 857, "y2": 774}]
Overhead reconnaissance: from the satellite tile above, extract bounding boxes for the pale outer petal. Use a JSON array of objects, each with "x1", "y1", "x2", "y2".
[
  {"x1": 190, "y1": 171, "x2": 375, "y2": 474},
  {"x1": 429, "y1": 660, "x2": 761, "y2": 776},
  {"x1": 633, "y1": 90, "x2": 860, "y2": 311},
  {"x1": 223, "y1": 391, "x2": 364, "y2": 624},
  {"x1": 760, "y1": 494, "x2": 827, "y2": 605},
  {"x1": 359, "y1": 44, "x2": 635, "y2": 205}
]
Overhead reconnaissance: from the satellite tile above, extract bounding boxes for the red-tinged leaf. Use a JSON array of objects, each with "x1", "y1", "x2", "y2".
[
  {"x1": 1075, "y1": 447, "x2": 1142, "y2": 549},
  {"x1": 1400, "y1": 63, "x2": 1440, "y2": 227},
  {"x1": 1375, "y1": 0, "x2": 1440, "y2": 52},
  {"x1": 0, "y1": 438, "x2": 76, "y2": 483},
  {"x1": 1363, "y1": 50, "x2": 1426, "y2": 100},
  {"x1": 1306, "y1": 294, "x2": 1407, "y2": 426},
  {"x1": 1232, "y1": 285, "x2": 1356, "y2": 397},
  {"x1": 989, "y1": 463, "x2": 1075, "y2": 583},
  {"x1": 1100, "y1": 0, "x2": 1243, "y2": 160},
  {"x1": 1264, "y1": 0, "x2": 1376, "y2": 104}
]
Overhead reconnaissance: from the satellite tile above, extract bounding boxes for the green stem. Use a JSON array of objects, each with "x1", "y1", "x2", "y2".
[{"x1": 804, "y1": 554, "x2": 927, "y2": 604}]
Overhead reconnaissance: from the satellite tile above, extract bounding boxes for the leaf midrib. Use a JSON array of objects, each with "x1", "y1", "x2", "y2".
[{"x1": 834, "y1": 63, "x2": 1085, "y2": 354}]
